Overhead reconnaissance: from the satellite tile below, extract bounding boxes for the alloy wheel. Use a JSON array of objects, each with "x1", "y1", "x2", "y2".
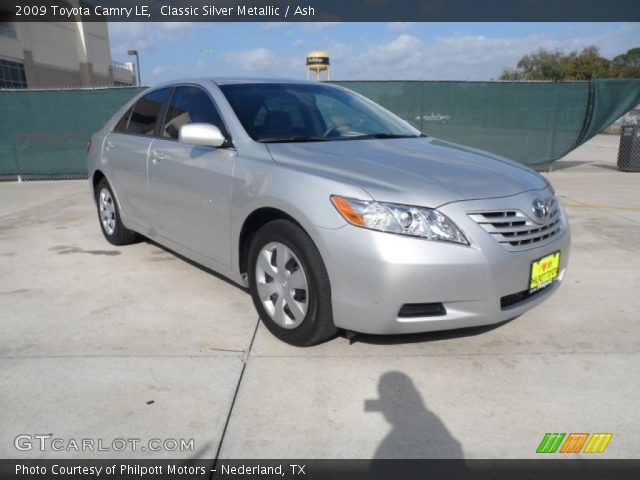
[
  {"x1": 99, "y1": 188, "x2": 116, "y2": 235},
  {"x1": 255, "y1": 241, "x2": 309, "y2": 329}
]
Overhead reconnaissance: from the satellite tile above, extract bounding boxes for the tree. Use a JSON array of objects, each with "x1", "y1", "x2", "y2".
[
  {"x1": 611, "y1": 48, "x2": 640, "y2": 77},
  {"x1": 516, "y1": 48, "x2": 569, "y2": 81},
  {"x1": 500, "y1": 45, "x2": 640, "y2": 80},
  {"x1": 561, "y1": 46, "x2": 611, "y2": 80}
]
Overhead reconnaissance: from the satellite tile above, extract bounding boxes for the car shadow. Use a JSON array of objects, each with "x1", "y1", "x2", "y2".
[
  {"x1": 342, "y1": 318, "x2": 517, "y2": 346},
  {"x1": 143, "y1": 238, "x2": 249, "y2": 293},
  {"x1": 143, "y1": 237, "x2": 517, "y2": 346}
]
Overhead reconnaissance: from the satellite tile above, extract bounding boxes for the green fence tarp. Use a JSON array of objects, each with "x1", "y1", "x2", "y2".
[
  {"x1": 0, "y1": 87, "x2": 144, "y2": 176},
  {"x1": 577, "y1": 79, "x2": 640, "y2": 143},
  {"x1": 1, "y1": 80, "x2": 639, "y2": 175},
  {"x1": 335, "y1": 79, "x2": 640, "y2": 165}
]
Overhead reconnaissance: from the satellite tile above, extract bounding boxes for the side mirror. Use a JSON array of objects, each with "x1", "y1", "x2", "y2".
[{"x1": 179, "y1": 123, "x2": 226, "y2": 148}]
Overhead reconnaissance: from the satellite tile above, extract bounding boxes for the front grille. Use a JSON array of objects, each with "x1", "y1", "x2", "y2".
[{"x1": 468, "y1": 200, "x2": 562, "y2": 250}]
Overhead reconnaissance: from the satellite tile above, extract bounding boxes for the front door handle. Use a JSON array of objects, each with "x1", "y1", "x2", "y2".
[{"x1": 150, "y1": 150, "x2": 165, "y2": 163}]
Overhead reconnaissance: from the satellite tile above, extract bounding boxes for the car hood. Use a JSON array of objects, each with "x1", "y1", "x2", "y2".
[{"x1": 266, "y1": 137, "x2": 547, "y2": 207}]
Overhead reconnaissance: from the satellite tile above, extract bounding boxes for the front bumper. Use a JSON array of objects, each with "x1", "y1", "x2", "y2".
[{"x1": 313, "y1": 190, "x2": 571, "y2": 335}]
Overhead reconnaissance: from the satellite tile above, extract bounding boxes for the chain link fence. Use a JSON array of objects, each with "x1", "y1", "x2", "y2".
[{"x1": 618, "y1": 119, "x2": 640, "y2": 172}]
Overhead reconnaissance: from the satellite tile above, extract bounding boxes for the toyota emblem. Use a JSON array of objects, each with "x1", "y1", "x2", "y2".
[{"x1": 532, "y1": 199, "x2": 549, "y2": 220}]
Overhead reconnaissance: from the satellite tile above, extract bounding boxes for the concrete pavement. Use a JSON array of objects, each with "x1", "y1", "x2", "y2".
[{"x1": 1, "y1": 135, "x2": 638, "y2": 459}]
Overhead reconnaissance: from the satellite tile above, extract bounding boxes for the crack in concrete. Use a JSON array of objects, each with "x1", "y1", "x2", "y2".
[{"x1": 212, "y1": 317, "x2": 261, "y2": 466}]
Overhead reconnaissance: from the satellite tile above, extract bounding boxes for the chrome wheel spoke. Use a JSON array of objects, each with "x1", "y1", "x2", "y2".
[
  {"x1": 273, "y1": 292, "x2": 286, "y2": 327},
  {"x1": 257, "y1": 250, "x2": 278, "y2": 279},
  {"x1": 276, "y1": 244, "x2": 292, "y2": 275}
]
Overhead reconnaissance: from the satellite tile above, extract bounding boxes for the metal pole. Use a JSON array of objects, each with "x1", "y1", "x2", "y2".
[
  {"x1": 135, "y1": 53, "x2": 141, "y2": 87},
  {"x1": 128, "y1": 50, "x2": 141, "y2": 87}
]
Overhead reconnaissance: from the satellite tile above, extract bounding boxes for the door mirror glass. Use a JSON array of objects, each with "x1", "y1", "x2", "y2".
[{"x1": 179, "y1": 123, "x2": 226, "y2": 147}]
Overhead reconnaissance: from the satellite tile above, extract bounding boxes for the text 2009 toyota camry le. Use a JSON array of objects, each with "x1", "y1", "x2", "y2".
[{"x1": 87, "y1": 78, "x2": 570, "y2": 346}]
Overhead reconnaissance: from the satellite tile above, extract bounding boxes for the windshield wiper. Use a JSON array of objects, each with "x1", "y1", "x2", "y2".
[
  {"x1": 257, "y1": 136, "x2": 329, "y2": 143},
  {"x1": 341, "y1": 133, "x2": 424, "y2": 140}
]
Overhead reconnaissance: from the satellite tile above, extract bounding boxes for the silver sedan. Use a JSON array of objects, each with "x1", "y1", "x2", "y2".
[{"x1": 87, "y1": 78, "x2": 570, "y2": 346}]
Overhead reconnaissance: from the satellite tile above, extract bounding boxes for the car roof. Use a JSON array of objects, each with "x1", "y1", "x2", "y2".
[
  {"x1": 211, "y1": 77, "x2": 318, "y2": 85},
  {"x1": 149, "y1": 77, "x2": 334, "y2": 89}
]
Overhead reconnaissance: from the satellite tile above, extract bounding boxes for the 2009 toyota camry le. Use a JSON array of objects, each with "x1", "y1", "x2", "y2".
[{"x1": 87, "y1": 78, "x2": 570, "y2": 346}]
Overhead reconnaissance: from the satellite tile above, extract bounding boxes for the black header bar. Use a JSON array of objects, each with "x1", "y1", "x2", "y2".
[
  {"x1": 2, "y1": 459, "x2": 640, "y2": 480},
  {"x1": 1, "y1": 0, "x2": 640, "y2": 22}
]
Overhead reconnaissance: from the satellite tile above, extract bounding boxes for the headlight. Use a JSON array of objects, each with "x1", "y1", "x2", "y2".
[{"x1": 330, "y1": 195, "x2": 469, "y2": 245}]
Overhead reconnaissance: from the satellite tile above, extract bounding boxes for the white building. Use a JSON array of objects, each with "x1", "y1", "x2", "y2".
[{"x1": 0, "y1": 13, "x2": 135, "y2": 88}]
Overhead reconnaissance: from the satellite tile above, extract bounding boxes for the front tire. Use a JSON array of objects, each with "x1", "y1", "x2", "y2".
[
  {"x1": 248, "y1": 220, "x2": 336, "y2": 346},
  {"x1": 95, "y1": 178, "x2": 139, "y2": 246}
]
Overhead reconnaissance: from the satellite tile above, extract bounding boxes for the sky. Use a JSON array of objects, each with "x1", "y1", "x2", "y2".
[{"x1": 107, "y1": 22, "x2": 640, "y2": 85}]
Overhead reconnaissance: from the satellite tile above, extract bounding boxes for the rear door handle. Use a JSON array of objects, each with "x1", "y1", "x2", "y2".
[{"x1": 105, "y1": 139, "x2": 114, "y2": 151}]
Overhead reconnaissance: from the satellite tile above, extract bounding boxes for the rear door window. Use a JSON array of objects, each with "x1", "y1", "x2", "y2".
[
  {"x1": 127, "y1": 88, "x2": 171, "y2": 136},
  {"x1": 162, "y1": 86, "x2": 224, "y2": 140}
]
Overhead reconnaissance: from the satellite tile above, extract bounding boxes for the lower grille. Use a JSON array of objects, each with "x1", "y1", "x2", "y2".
[
  {"x1": 500, "y1": 284, "x2": 552, "y2": 309},
  {"x1": 398, "y1": 303, "x2": 446, "y2": 318},
  {"x1": 468, "y1": 199, "x2": 563, "y2": 250}
]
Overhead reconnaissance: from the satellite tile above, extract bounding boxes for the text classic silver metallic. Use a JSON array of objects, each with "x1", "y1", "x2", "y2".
[{"x1": 87, "y1": 78, "x2": 570, "y2": 346}]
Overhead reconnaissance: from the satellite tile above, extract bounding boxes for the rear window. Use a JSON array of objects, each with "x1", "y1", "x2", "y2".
[{"x1": 127, "y1": 88, "x2": 171, "y2": 136}]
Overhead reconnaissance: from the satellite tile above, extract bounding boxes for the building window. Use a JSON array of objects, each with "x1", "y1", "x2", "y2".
[
  {"x1": 0, "y1": 59, "x2": 27, "y2": 89},
  {"x1": 0, "y1": 25, "x2": 18, "y2": 39}
]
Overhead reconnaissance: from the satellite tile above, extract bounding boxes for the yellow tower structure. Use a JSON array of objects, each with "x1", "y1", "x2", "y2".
[{"x1": 306, "y1": 51, "x2": 330, "y2": 81}]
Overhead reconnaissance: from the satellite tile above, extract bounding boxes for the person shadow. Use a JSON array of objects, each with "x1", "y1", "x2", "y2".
[{"x1": 365, "y1": 371, "x2": 463, "y2": 459}]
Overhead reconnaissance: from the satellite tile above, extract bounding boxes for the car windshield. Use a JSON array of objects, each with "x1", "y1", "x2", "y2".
[{"x1": 219, "y1": 82, "x2": 420, "y2": 143}]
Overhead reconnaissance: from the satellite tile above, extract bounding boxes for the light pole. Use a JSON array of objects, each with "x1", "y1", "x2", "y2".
[{"x1": 127, "y1": 49, "x2": 141, "y2": 87}]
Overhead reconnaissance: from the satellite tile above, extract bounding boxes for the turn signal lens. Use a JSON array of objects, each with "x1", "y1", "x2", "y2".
[
  {"x1": 330, "y1": 195, "x2": 469, "y2": 245},
  {"x1": 330, "y1": 195, "x2": 365, "y2": 226}
]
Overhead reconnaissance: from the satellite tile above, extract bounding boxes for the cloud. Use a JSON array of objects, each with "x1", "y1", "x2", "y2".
[
  {"x1": 108, "y1": 22, "x2": 201, "y2": 58},
  {"x1": 329, "y1": 24, "x2": 640, "y2": 80},
  {"x1": 221, "y1": 47, "x2": 304, "y2": 77},
  {"x1": 261, "y1": 22, "x2": 292, "y2": 30},
  {"x1": 387, "y1": 22, "x2": 415, "y2": 33},
  {"x1": 303, "y1": 22, "x2": 341, "y2": 33},
  {"x1": 151, "y1": 64, "x2": 182, "y2": 78},
  {"x1": 125, "y1": 22, "x2": 640, "y2": 83},
  {"x1": 223, "y1": 48, "x2": 277, "y2": 72}
]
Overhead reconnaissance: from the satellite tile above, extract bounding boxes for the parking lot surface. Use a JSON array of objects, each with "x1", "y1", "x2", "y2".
[{"x1": 1, "y1": 135, "x2": 639, "y2": 459}]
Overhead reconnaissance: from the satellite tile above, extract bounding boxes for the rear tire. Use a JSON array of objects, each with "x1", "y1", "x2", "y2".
[
  {"x1": 95, "y1": 178, "x2": 140, "y2": 246},
  {"x1": 248, "y1": 219, "x2": 337, "y2": 346}
]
